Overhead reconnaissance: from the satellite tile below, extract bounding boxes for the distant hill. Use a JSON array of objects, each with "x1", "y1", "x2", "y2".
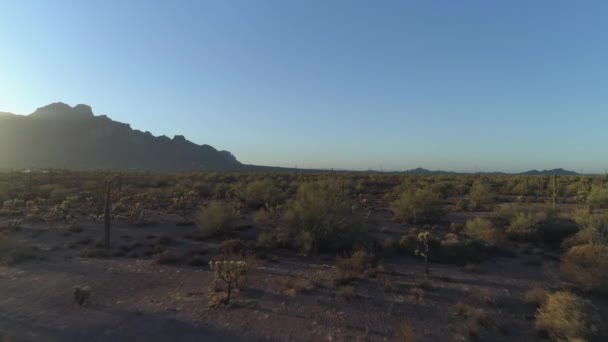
[
  {"x1": 0, "y1": 103, "x2": 242, "y2": 171},
  {"x1": 519, "y1": 168, "x2": 579, "y2": 176}
]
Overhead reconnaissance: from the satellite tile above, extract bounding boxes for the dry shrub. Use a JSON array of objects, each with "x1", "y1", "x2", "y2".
[
  {"x1": 398, "y1": 233, "x2": 419, "y2": 254},
  {"x1": 535, "y1": 291, "x2": 599, "y2": 341},
  {"x1": 560, "y1": 243, "x2": 608, "y2": 294},
  {"x1": 220, "y1": 239, "x2": 245, "y2": 256},
  {"x1": 376, "y1": 272, "x2": 398, "y2": 293},
  {"x1": 452, "y1": 302, "x2": 494, "y2": 340},
  {"x1": 398, "y1": 320, "x2": 417, "y2": 342},
  {"x1": 256, "y1": 227, "x2": 289, "y2": 250},
  {"x1": 336, "y1": 285, "x2": 358, "y2": 301},
  {"x1": 336, "y1": 249, "x2": 372, "y2": 274},
  {"x1": 154, "y1": 250, "x2": 184, "y2": 264},
  {"x1": 523, "y1": 286, "x2": 548, "y2": 306},
  {"x1": 285, "y1": 277, "x2": 315, "y2": 296}
]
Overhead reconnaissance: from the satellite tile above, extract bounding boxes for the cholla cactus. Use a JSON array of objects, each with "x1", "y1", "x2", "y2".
[
  {"x1": 209, "y1": 260, "x2": 249, "y2": 305},
  {"x1": 415, "y1": 232, "x2": 430, "y2": 275}
]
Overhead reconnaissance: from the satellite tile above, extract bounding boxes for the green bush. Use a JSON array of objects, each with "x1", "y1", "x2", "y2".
[
  {"x1": 256, "y1": 227, "x2": 289, "y2": 250},
  {"x1": 563, "y1": 210, "x2": 608, "y2": 248},
  {"x1": 469, "y1": 181, "x2": 494, "y2": 210},
  {"x1": 587, "y1": 185, "x2": 608, "y2": 209},
  {"x1": 391, "y1": 186, "x2": 444, "y2": 223},
  {"x1": 535, "y1": 291, "x2": 599, "y2": 341},
  {"x1": 506, "y1": 212, "x2": 539, "y2": 241},
  {"x1": 245, "y1": 179, "x2": 284, "y2": 208},
  {"x1": 560, "y1": 244, "x2": 608, "y2": 294},
  {"x1": 197, "y1": 201, "x2": 237, "y2": 238},
  {"x1": 463, "y1": 217, "x2": 500, "y2": 245},
  {"x1": 285, "y1": 180, "x2": 366, "y2": 255}
]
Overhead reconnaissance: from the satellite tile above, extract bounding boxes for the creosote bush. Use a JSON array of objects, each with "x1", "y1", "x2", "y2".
[
  {"x1": 468, "y1": 181, "x2": 495, "y2": 210},
  {"x1": 506, "y1": 212, "x2": 539, "y2": 242},
  {"x1": 391, "y1": 186, "x2": 444, "y2": 223},
  {"x1": 535, "y1": 291, "x2": 599, "y2": 341},
  {"x1": 285, "y1": 180, "x2": 367, "y2": 256},
  {"x1": 197, "y1": 201, "x2": 237, "y2": 238},
  {"x1": 560, "y1": 243, "x2": 608, "y2": 294},
  {"x1": 244, "y1": 179, "x2": 284, "y2": 208},
  {"x1": 463, "y1": 217, "x2": 500, "y2": 245}
]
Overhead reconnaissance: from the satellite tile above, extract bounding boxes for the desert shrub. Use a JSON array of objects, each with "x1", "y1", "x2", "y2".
[
  {"x1": 284, "y1": 277, "x2": 316, "y2": 296},
  {"x1": 449, "y1": 222, "x2": 464, "y2": 234},
  {"x1": 336, "y1": 249, "x2": 372, "y2": 274},
  {"x1": 285, "y1": 180, "x2": 367, "y2": 255},
  {"x1": 197, "y1": 201, "x2": 237, "y2": 238},
  {"x1": 220, "y1": 239, "x2": 245, "y2": 256},
  {"x1": 398, "y1": 233, "x2": 419, "y2": 254},
  {"x1": 535, "y1": 291, "x2": 599, "y2": 341},
  {"x1": 398, "y1": 321, "x2": 417, "y2": 342},
  {"x1": 463, "y1": 217, "x2": 500, "y2": 245},
  {"x1": 336, "y1": 285, "x2": 358, "y2": 301},
  {"x1": 154, "y1": 250, "x2": 184, "y2": 264},
  {"x1": 256, "y1": 227, "x2": 289, "y2": 250},
  {"x1": 563, "y1": 210, "x2": 608, "y2": 248},
  {"x1": 391, "y1": 186, "x2": 444, "y2": 223},
  {"x1": 244, "y1": 179, "x2": 284, "y2": 208},
  {"x1": 452, "y1": 302, "x2": 495, "y2": 340},
  {"x1": 439, "y1": 238, "x2": 488, "y2": 265},
  {"x1": 587, "y1": 185, "x2": 608, "y2": 209},
  {"x1": 506, "y1": 212, "x2": 539, "y2": 242},
  {"x1": 523, "y1": 286, "x2": 548, "y2": 307},
  {"x1": 468, "y1": 181, "x2": 494, "y2": 210},
  {"x1": 560, "y1": 244, "x2": 608, "y2": 294}
]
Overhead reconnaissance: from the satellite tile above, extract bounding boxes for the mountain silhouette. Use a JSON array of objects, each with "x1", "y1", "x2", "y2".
[
  {"x1": 0, "y1": 103, "x2": 242, "y2": 171},
  {"x1": 519, "y1": 168, "x2": 579, "y2": 176}
]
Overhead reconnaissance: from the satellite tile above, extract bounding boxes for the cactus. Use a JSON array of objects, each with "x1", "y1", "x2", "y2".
[
  {"x1": 104, "y1": 180, "x2": 112, "y2": 250},
  {"x1": 209, "y1": 260, "x2": 249, "y2": 305},
  {"x1": 415, "y1": 232, "x2": 430, "y2": 275}
]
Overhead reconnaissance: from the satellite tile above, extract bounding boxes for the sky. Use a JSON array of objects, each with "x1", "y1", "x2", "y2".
[{"x1": 1, "y1": 1, "x2": 607, "y2": 173}]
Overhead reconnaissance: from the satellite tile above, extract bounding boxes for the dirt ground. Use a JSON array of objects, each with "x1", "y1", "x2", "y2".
[{"x1": 2, "y1": 214, "x2": 602, "y2": 342}]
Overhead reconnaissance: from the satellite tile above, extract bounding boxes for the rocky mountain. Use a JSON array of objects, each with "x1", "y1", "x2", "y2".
[{"x1": 0, "y1": 103, "x2": 242, "y2": 171}]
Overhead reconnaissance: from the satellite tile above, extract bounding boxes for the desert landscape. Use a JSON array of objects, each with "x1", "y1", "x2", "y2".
[
  {"x1": 3, "y1": 2, "x2": 607, "y2": 341},
  {"x1": 1, "y1": 170, "x2": 606, "y2": 341}
]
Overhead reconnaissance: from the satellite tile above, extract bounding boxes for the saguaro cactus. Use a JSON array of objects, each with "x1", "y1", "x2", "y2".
[{"x1": 104, "y1": 180, "x2": 112, "y2": 249}]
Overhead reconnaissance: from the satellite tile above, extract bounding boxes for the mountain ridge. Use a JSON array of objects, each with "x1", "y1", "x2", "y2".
[{"x1": 0, "y1": 103, "x2": 242, "y2": 171}]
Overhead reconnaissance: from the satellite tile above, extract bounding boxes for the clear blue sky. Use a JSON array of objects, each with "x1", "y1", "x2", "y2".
[{"x1": 1, "y1": 1, "x2": 607, "y2": 172}]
